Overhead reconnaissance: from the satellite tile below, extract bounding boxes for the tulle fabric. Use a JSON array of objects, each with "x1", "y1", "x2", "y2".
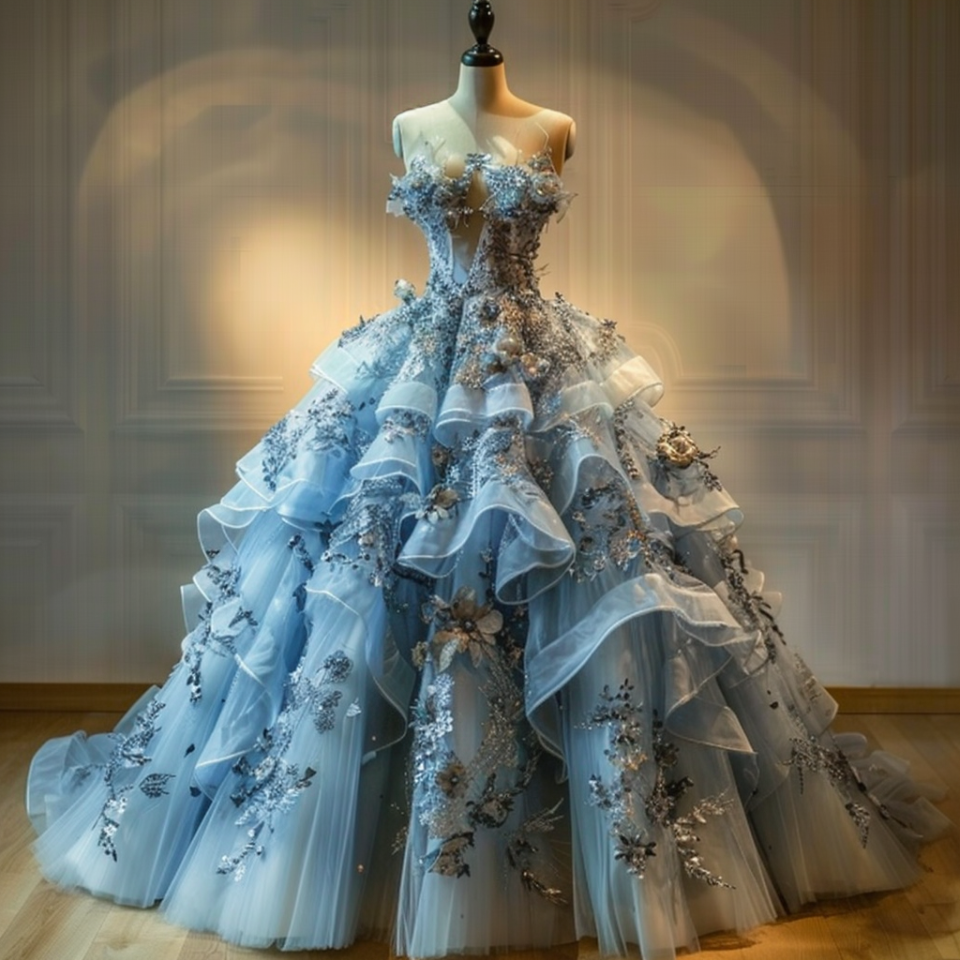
[
  {"x1": 162, "y1": 598, "x2": 391, "y2": 949},
  {"x1": 26, "y1": 151, "x2": 951, "y2": 959}
]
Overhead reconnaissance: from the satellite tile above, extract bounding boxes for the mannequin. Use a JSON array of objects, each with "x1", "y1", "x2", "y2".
[
  {"x1": 392, "y1": 1, "x2": 576, "y2": 267},
  {"x1": 392, "y1": 65, "x2": 576, "y2": 175}
]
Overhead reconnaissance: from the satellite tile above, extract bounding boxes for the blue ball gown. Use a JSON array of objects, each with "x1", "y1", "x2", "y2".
[{"x1": 27, "y1": 149, "x2": 950, "y2": 959}]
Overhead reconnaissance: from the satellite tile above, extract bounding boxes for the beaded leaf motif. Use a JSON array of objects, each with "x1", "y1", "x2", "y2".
[
  {"x1": 584, "y1": 681, "x2": 734, "y2": 888},
  {"x1": 93, "y1": 699, "x2": 169, "y2": 861},
  {"x1": 217, "y1": 650, "x2": 355, "y2": 881}
]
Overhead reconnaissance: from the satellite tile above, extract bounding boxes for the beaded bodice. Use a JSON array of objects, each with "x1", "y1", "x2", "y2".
[{"x1": 387, "y1": 152, "x2": 571, "y2": 294}]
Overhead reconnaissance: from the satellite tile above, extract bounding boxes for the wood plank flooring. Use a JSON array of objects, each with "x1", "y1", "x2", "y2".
[{"x1": 1, "y1": 712, "x2": 957, "y2": 960}]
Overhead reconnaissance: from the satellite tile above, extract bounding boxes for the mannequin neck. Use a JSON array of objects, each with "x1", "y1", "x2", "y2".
[{"x1": 448, "y1": 63, "x2": 513, "y2": 115}]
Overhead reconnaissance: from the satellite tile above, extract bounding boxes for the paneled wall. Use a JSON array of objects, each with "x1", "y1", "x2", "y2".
[{"x1": 0, "y1": 0, "x2": 957, "y2": 685}]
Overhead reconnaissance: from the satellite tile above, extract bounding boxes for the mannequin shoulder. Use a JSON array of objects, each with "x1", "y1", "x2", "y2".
[
  {"x1": 533, "y1": 108, "x2": 577, "y2": 169},
  {"x1": 392, "y1": 102, "x2": 455, "y2": 161}
]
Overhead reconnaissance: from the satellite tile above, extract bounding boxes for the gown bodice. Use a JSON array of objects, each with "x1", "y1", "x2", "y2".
[
  {"x1": 375, "y1": 151, "x2": 612, "y2": 428},
  {"x1": 387, "y1": 151, "x2": 572, "y2": 293}
]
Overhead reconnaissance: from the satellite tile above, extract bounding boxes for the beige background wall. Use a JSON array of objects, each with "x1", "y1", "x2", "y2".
[{"x1": 0, "y1": 0, "x2": 957, "y2": 687}]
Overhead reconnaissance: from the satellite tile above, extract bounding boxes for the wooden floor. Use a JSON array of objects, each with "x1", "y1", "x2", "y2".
[{"x1": 1, "y1": 712, "x2": 958, "y2": 960}]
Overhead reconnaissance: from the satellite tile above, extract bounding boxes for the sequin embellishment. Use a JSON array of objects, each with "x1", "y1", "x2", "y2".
[
  {"x1": 409, "y1": 585, "x2": 564, "y2": 901},
  {"x1": 787, "y1": 733, "x2": 872, "y2": 847},
  {"x1": 94, "y1": 699, "x2": 169, "y2": 861},
  {"x1": 217, "y1": 650, "x2": 355, "y2": 881},
  {"x1": 183, "y1": 558, "x2": 257, "y2": 704},
  {"x1": 584, "y1": 681, "x2": 734, "y2": 887}
]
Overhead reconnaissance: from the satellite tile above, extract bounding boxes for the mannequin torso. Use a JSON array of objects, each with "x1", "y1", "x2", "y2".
[
  {"x1": 393, "y1": 64, "x2": 576, "y2": 173},
  {"x1": 392, "y1": 62, "x2": 576, "y2": 268}
]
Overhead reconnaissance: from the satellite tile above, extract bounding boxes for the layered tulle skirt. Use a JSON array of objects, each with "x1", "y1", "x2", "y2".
[{"x1": 27, "y1": 284, "x2": 950, "y2": 959}]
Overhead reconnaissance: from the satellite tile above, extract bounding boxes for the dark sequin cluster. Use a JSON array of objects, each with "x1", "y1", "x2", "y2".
[
  {"x1": 584, "y1": 681, "x2": 734, "y2": 887},
  {"x1": 217, "y1": 650, "x2": 356, "y2": 880}
]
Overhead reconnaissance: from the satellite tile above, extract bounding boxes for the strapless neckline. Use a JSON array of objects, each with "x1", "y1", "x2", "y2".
[
  {"x1": 388, "y1": 149, "x2": 572, "y2": 289},
  {"x1": 401, "y1": 147, "x2": 557, "y2": 177}
]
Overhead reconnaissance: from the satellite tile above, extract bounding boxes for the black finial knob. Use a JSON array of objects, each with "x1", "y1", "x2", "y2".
[{"x1": 462, "y1": 1, "x2": 503, "y2": 67}]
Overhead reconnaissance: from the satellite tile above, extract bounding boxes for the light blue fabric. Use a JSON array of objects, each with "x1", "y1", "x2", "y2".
[{"x1": 27, "y1": 152, "x2": 949, "y2": 959}]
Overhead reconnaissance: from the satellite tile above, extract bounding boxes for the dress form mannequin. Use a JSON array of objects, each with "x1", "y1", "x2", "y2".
[
  {"x1": 392, "y1": 1, "x2": 576, "y2": 267},
  {"x1": 392, "y1": 63, "x2": 576, "y2": 175},
  {"x1": 393, "y1": 0, "x2": 575, "y2": 173}
]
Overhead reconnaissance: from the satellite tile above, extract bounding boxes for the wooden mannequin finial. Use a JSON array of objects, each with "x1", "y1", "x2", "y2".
[{"x1": 461, "y1": 1, "x2": 503, "y2": 67}]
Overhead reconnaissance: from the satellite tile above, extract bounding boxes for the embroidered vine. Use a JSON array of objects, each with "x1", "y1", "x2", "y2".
[
  {"x1": 584, "y1": 681, "x2": 734, "y2": 887},
  {"x1": 183, "y1": 558, "x2": 257, "y2": 704},
  {"x1": 408, "y1": 580, "x2": 564, "y2": 903},
  {"x1": 217, "y1": 650, "x2": 357, "y2": 881},
  {"x1": 94, "y1": 699, "x2": 170, "y2": 861},
  {"x1": 787, "y1": 733, "x2": 873, "y2": 847},
  {"x1": 718, "y1": 538, "x2": 785, "y2": 663}
]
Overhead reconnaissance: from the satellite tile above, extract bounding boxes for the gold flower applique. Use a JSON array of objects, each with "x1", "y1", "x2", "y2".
[
  {"x1": 424, "y1": 587, "x2": 504, "y2": 671},
  {"x1": 655, "y1": 421, "x2": 722, "y2": 491},
  {"x1": 417, "y1": 485, "x2": 460, "y2": 523},
  {"x1": 656, "y1": 423, "x2": 704, "y2": 468}
]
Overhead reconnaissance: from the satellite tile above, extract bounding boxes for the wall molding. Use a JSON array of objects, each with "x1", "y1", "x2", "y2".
[
  {"x1": 2, "y1": 683, "x2": 959, "y2": 715},
  {"x1": 580, "y1": 0, "x2": 865, "y2": 428},
  {"x1": 891, "y1": 0, "x2": 958, "y2": 431},
  {"x1": 0, "y1": 0, "x2": 81, "y2": 428},
  {"x1": 111, "y1": 0, "x2": 353, "y2": 432},
  {"x1": 0, "y1": 498, "x2": 83, "y2": 681}
]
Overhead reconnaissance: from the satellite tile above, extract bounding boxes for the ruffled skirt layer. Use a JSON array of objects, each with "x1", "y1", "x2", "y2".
[{"x1": 27, "y1": 290, "x2": 950, "y2": 958}]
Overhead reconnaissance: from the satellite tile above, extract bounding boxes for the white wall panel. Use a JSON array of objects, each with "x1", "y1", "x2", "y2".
[
  {"x1": 890, "y1": 497, "x2": 960, "y2": 685},
  {"x1": 110, "y1": 0, "x2": 366, "y2": 431},
  {"x1": 614, "y1": 0, "x2": 862, "y2": 426},
  {"x1": 0, "y1": 0, "x2": 957, "y2": 687},
  {"x1": 0, "y1": 1, "x2": 80, "y2": 428},
  {"x1": 112, "y1": 496, "x2": 208, "y2": 679},
  {"x1": 736, "y1": 495, "x2": 863, "y2": 684},
  {"x1": 890, "y1": 0, "x2": 960, "y2": 431},
  {"x1": 0, "y1": 499, "x2": 81, "y2": 680}
]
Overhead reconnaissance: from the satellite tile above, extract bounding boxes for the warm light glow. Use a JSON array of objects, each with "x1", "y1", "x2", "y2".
[
  {"x1": 78, "y1": 46, "x2": 400, "y2": 410},
  {"x1": 201, "y1": 209, "x2": 334, "y2": 381},
  {"x1": 551, "y1": 3, "x2": 862, "y2": 394},
  {"x1": 629, "y1": 90, "x2": 794, "y2": 381}
]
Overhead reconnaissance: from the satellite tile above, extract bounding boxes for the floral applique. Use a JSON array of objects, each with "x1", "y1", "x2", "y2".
[
  {"x1": 653, "y1": 420, "x2": 723, "y2": 490},
  {"x1": 568, "y1": 477, "x2": 649, "y2": 581},
  {"x1": 506, "y1": 802, "x2": 566, "y2": 903},
  {"x1": 584, "y1": 681, "x2": 734, "y2": 887},
  {"x1": 94, "y1": 699, "x2": 169, "y2": 861},
  {"x1": 416, "y1": 485, "x2": 460, "y2": 524},
  {"x1": 419, "y1": 587, "x2": 505, "y2": 671},
  {"x1": 381, "y1": 410, "x2": 431, "y2": 443},
  {"x1": 787, "y1": 734, "x2": 873, "y2": 847},
  {"x1": 591, "y1": 317, "x2": 622, "y2": 364},
  {"x1": 183, "y1": 558, "x2": 257, "y2": 704},
  {"x1": 323, "y1": 477, "x2": 412, "y2": 588},
  {"x1": 262, "y1": 414, "x2": 308, "y2": 494},
  {"x1": 261, "y1": 387, "x2": 356, "y2": 492},
  {"x1": 654, "y1": 421, "x2": 722, "y2": 491},
  {"x1": 433, "y1": 417, "x2": 542, "y2": 507},
  {"x1": 407, "y1": 581, "x2": 564, "y2": 901},
  {"x1": 718, "y1": 538, "x2": 785, "y2": 663},
  {"x1": 287, "y1": 533, "x2": 315, "y2": 575},
  {"x1": 217, "y1": 650, "x2": 356, "y2": 881},
  {"x1": 612, "y1": 399, "x2": 644, "y2": 481}
]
